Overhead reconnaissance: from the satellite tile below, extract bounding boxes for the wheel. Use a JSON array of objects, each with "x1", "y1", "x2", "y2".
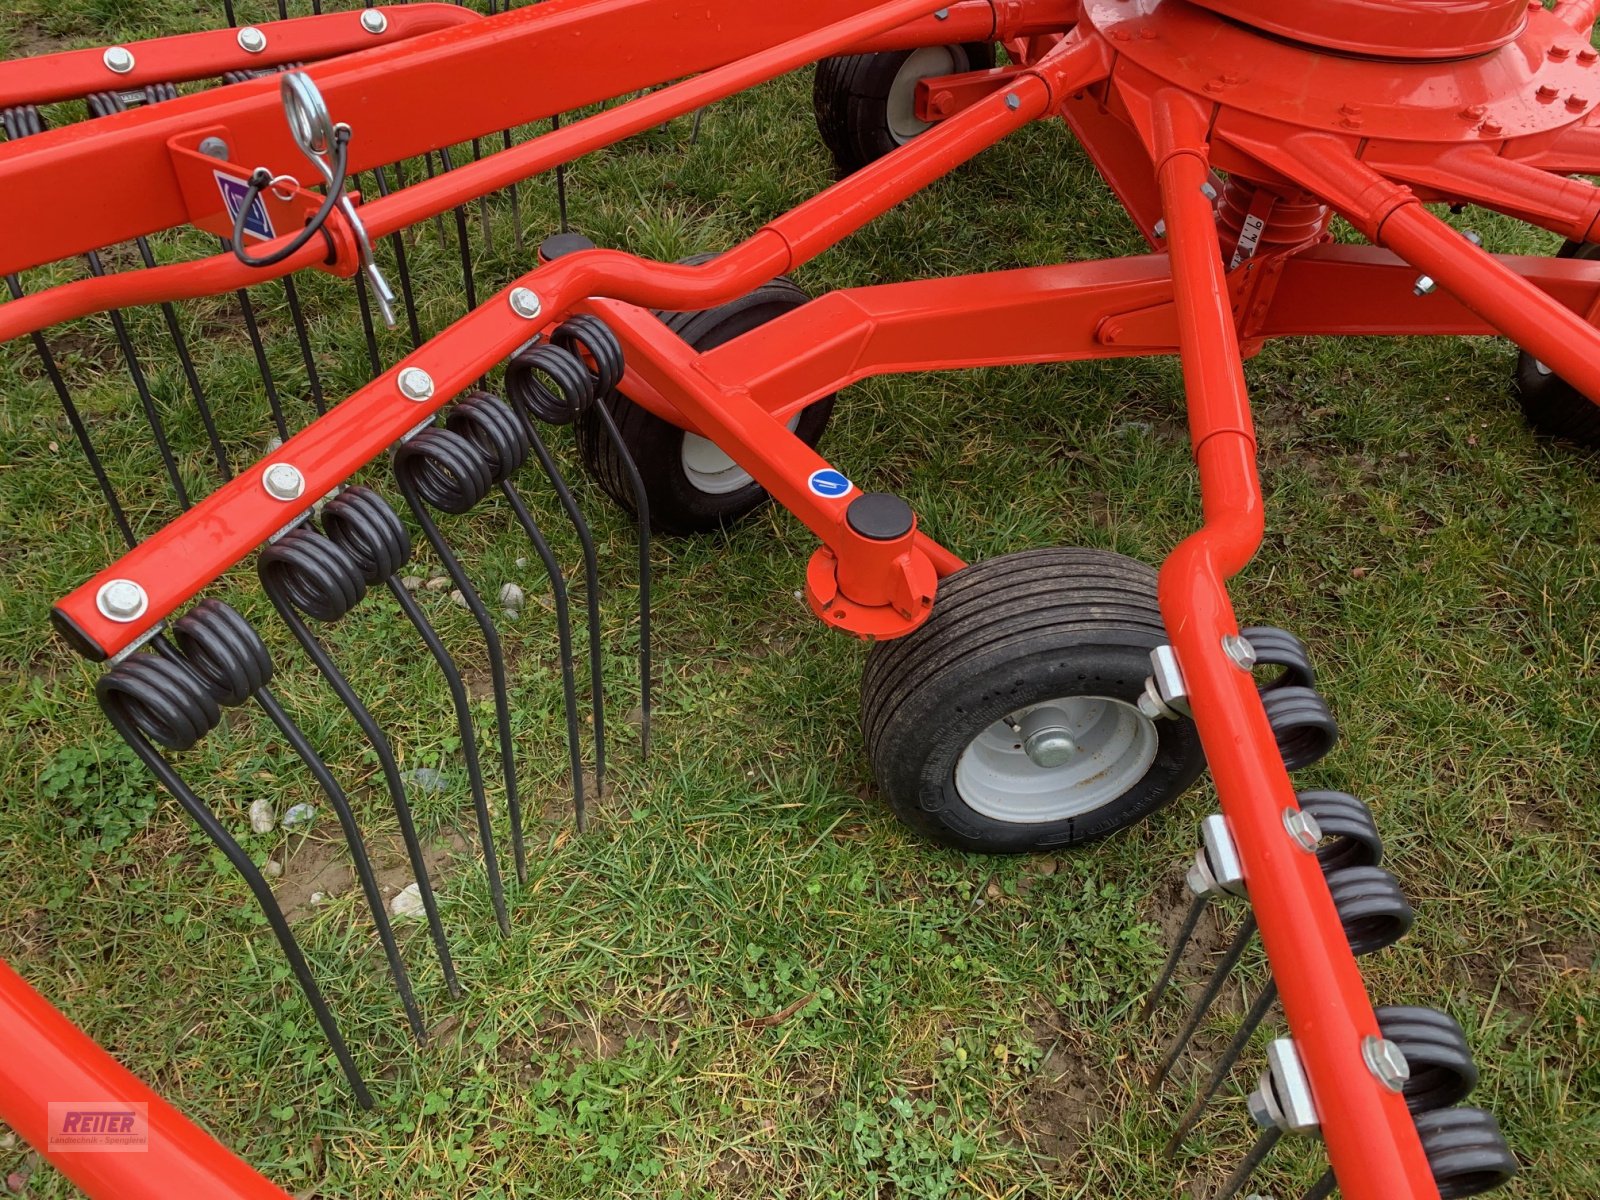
[
  {"x1": 574, "y1": 273, "x2": 836, "y2": 535},
  {"x1": 813, "y1": 41, "x2": 997, "y2": 176},
  {"x1": 860, "y1": 548, "x2": 1207, "y2": 853},
  {"x1": 1513, "y1": 240, "x2": 1600, "y2": 448}
]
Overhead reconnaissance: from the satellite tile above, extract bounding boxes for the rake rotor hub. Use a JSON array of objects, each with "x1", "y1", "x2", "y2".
[{"x1": 1188, "y1": 0, "x2": 1530, "y2": 61}]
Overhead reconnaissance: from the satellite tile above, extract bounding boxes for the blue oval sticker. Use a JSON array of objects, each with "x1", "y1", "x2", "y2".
[{"x1": 807, "y1": 468, "x2": 852, "y2": 499}]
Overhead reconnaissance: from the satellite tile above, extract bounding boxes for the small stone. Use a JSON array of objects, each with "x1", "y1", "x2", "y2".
[
  {"x1": 7, "y1": 1171, "x2": 25, "y2": 1194},
  {"x1": 248, "y1": 798, "x2": 276, "y2": 835},
  {"x1": 48, "y1": 440, "x2": 59, "y2": 453},
  {"x1": 265, "y1": 436, "x2": 284, "y2": 453},
  {"x1": 499, "y1": 582, "x2": 525, "y2": 611},
  {"x1": 0, "y1": 1132, "x2": 14, "y2": 1149},
  {"x1": 309, "y1": 891, "x2": 327, "y2": 906},
  {"x1": 390, "y1": 882, "x2": 425, "y2": 919},
  {"x1": 400, "y1": 575, "x2": 424, "y2": 591},
  {"x1": 985, "y1": 881, "x2": 1004, "y2": 900},
  {"x1": 449, "y1": 589, "x2": 469, "y2": 609},
  {"x1": 1033, "y1": 858, "x2": 1059, "y2": 877},
  {"x1": 1351, "y1": 566, "x2": 1369, "y2": 579},
  {"x1": 401, "y1": 767, "x2": 449, "y2": 794},
  {"x1": 425, "y1": 576, "x2": 451, "y2": 592},
  {"x1": 281, "y1": 803, "x2": 316, "y2": 832},
  {"x1": 515, "y1": 557, "x2": 529, "y2": 569},
  {"x1": 264, "y1": 859, "x2": 283, "y2": 879}
]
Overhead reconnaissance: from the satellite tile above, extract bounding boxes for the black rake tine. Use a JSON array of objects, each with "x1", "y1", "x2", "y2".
[
  {"x1": 132, "y1": 236, "x2": 233, "y2": 481},
  {"x1": 97, "y1": 696, "x2": 373, "y2": 1108},
  {"x1": 497, "y1": 480, "x2": 588, "y2": 834},
  {"x1": 353, "y1": 270, "x2": 385, "y2": 380},
  {"x1": 1150, "y1": 913, "x2": 1258, "y2": 1090},
  {"x1": 4, "y1": 274, "x2": 136, "y2": 547},
  {"x1": 517, "y1": 423, "x2": 607, "y2": 796},
  {"x1": 586, "y1": 397, "x2": 653, "y2": 756},
  {"x1": 690, "y1": 106, "x2": 707, "y2": 146},
  {"x1": 395, "y1": 488, "x2": 529, "y2": 891},
  {"x1": 83, "y1": 250, "x2": 191, "y2": 508},
  {"x1": 1143, "y1": 886, "x2": 1211, "y2": 1019},
  {"x1": 252, "y1": 685, "x2": 429, "y2": 1044},
  {"x1": 261, "y1": 582, "x2": 463, "y2": 998},
  {"x1": 1165, "y1": 979, "x2": 1279, "y2": 1156},
  {"x1": 436, "y1": 147, "x2": 480, "y2": 312},
  {"x1": 499, "y1": 128, "x2": 525, "y2": 256},
  {"x1": 281, "y1": 275, "x2": 327, "y2": 415},
  {"x1": 552, "y1": 113, "x2": 570, "y2": 233},
  {"x1": 469, "y1": 137, "x2": 492, "y2": 255},
  {"x1": 422, "y1": 151, "x2": 450, "y2": 249},
  {"x1": 1213, "y1": 1126, "x2": 1282, "y2": 1200},
  {"x1": 1301, "y1": 1170, "x2": 1337, "y2": 1200},
  {"x1": 384, "y1": 576, "x2": 513, "y2": 933},
  {"x1": 373, "y1": 165, "x2": 425, "y2": 350},
  {"x1": 222, "y1": 260, "x2": 291, "y2": 441}
]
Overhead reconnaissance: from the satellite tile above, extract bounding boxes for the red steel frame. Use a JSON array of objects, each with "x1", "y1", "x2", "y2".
[{"x1": 8, "y1": 0, "x2": 1600, "y2": 1197}]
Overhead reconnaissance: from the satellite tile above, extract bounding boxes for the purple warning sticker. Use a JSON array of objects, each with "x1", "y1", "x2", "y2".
[{"x1": 214, "y1": 170, "x2": 274, "y2": 241}]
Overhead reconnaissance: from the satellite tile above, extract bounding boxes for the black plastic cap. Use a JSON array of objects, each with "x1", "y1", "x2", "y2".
[
  {"x1": 538, "y1": 231, "x2": 597, "y2": 262},
  {"x1": 51, "y1": 606, "x2": 107, "y2": 662},
  {"x1": 846, "y1": 492, "x2": 915, "y2": 542}
]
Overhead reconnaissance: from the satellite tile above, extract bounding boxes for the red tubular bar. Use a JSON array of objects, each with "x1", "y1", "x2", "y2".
[
  {"x1": 1150, "y1": 92, "x2": 1440, "y2": 1200},
  {"x1": 50, "y1": 31, "x2": 1111, "y2": 660},
  {"x1": 1272, "y1": 135, "x2": 1600, "y2": 403},
  {"x1": 0, "y1": 0, "x2": 1081, "y2": 339},
  {"x1": 0, "y1": 958, "x2": 290, "y2": 1200},
  {"x1": 0, "y1": 5, "x2": 479, "y2": 108}
]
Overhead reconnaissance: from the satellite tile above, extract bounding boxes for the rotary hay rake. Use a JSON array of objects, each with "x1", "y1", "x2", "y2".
[{"x1": 2, "y1": 0, "x2": 1596, "y2": 1196}]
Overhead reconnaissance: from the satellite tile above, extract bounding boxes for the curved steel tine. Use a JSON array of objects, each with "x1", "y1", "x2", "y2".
[
  {"x1": 435, "y1": 146, "x2": 479, "y2": 313},
  {"x1": 1165, "y1": 980, "x2": 1279, "y2": 1155},
  {"x1": 496, "y1": 480, "x2": 588, "y2": 834},
  {"x1": 373, "y1": 164, "x2": 425, "y2": 350},
  {"x1": 552, "y1": 113, "x2": 570, "y2": 233},
  {"x1": 382, "y1": 575, "x2": 513, "y2": 931},
  {"x1": 394, "y1": 487, "x2": 529, "y2": 893},
  {"x1": 499, "y1": 128, "x2": 525, "y2": 257},
  {"x1": 4, "y1": 273, "x2": 136, "y2": 547},
  {"x1": 513, "y1": 421, "x2": 607, "y2": 796},
  {"x1": 260, "y1": 586, "x2": 463, "y2": 999},
  {"x1": 281, "y1": 275, "x2": 327, "y2": 415},
  {"x1": 82, "y1": 251, "x2": 191, "y2": 508},
  {"x1": 353, "y1": 267, "x2": 385, "y2": 380},
  {"x1": 584, "y1": 397, "x2": 653, "y2": 757},
  {"x1": 690, "y1": 107, "x2": 707, "y2": 146},
  {"x1": 250, "y1": 684, "x2": 428, "y2": 1044},
  {"x1": 1150, "y1": 913, "x2": 1258, "y2": 1090},
  {"x1": 131, "y1": 236, "x2": 232, "y2": 481},
  {"x1": 1144, "y1": 889, "x2": 1212, "y2": 1019},
  {"x1": 97, "y1": 694, "x2": 373, "y2": 1108},
  {"x1": 1213, "y1": 1127, "x2": 1281, "y2": 1200},
  {"x1": 223, "y1": 265, "x2": 291, "y2": 442},
  {"x1": 1301, "y1": 1170, "x2": 1336, "y2": 1200}
]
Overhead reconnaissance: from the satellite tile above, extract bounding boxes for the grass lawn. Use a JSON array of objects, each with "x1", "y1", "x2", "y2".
[{"x1": 1, "y1": 2, "x2": 1596, "y2": 1198}]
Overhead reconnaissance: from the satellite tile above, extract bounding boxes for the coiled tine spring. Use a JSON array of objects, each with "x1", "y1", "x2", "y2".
[
  {"x1": 443, "y1": 393, "x2": 590, "y2": 835},
  {"x1": 258, "y1": 528, "x2": 465, "y2": 992},
  {"x1": 391, "y1": 429, "x2": 538, "y2": 866},
  {"x1": 96, "y1": 608, "x2": 372, "y2": 1108},
  {"x1": 319, "y1": 485, "x2": 514, "y2": 933}
]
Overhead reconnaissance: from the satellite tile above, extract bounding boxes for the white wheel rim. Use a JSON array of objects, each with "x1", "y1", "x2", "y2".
[
  {"x1": 954, "y1": 696, "x2": 1159, "y2": 823},
  {"x1": 886, "y1": 46, "x2": 964, "y2": 145},
  {"x1": 680, "y1": 413, "x2": 801, "y2": 496}
]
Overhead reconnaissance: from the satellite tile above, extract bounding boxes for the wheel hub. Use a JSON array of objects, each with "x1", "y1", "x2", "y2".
[{"x1": 954, "y1": 696, "x2": 1160, "y2": 824}]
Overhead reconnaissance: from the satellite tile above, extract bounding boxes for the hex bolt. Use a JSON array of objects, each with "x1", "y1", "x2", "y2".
[
  {"x1": 1222, "y1": 632, "x2": 1257, "y2": 671},
  {"x1": 1282, "y1": 807, "x2": 1323, "y2": 852},
  {"x1": 934, "y1": 7, "x2": 950, "y2": 18},
  {"x1": 397, "y1": 366, "x2": 436, "y2": 401},
  {"x1": 1363, "y1": 1035, "x2": 1410, "y2": 1093},
  {"x1": 198, "y1": 136, "x2": 229, "y2": 160},
  {"x1": 360, "y1": 9, "x2": 389, "y2": 34},
  {"x1": 1153, "y1": 218, "x2": 1167, "y2": 238},
  {"x1": 508, "y1": 287, "x2": 543, "y2": 320},
  {"x1": 1019, "y1": 707, "x2": 1077, "y2": 768},
  {"x1": 262, "y1": 463, "x2": 305, "y2": 501},
  {"x1": 238, "y1": 26, "x2": 267, "y2": 54},
  {"x1": 96, "y1": 579, "x2": 148, "y2": 622},
  {"x1": 1005, "y1": 93, "x2": 1021, "y2": 111},
  {"x1": 1414, "y1": 274, "x2": 1438, "y2": 296},
  {"x1": 103, "y1": 46, "x2": 135, "y2": 74}
]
